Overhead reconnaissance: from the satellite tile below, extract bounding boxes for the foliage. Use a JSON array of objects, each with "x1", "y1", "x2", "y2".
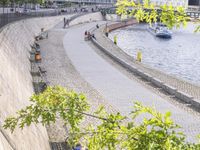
[
  {"x1": 84, "y1": 102, "x2": 200, "y2": 150},
  {"x1": 115, "y1": 0, "x2": 189, "y2": 29},
  {"x1": 194, "y1": 21, "x2": 200, "y2": 32},
  {"x1": 4, "y1": 86, "x2": 90, "y2": 146},
  {"x1": 3, "y1": 86, "x2": 200, "y2": 149},
  {"x1": 0, "y1": 0, "x2": 10, "y2": 6}
]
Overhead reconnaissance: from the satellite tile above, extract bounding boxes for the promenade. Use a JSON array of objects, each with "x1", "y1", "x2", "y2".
[
  {"x1": 63, "y1": 22, "x2": 200, "y2": 142},
  {"x1": 0, "y1": 6, "x2": 200, "y2": 147},
  {"x1": 39, "y1": 16, "x2": 116, "y2": 142},
  {"x1": 38, "y1": 16, "x2": 200, "y2": 143}
]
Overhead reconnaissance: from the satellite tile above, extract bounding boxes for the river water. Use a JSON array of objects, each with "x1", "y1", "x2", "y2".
[{"x1": 109, "y1": 23, "x2": 200, "y2": 85}]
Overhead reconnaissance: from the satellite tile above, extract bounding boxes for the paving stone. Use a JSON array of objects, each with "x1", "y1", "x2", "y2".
[{"x1": 62, "y1": 22, "x2": 200, "y2": 143}]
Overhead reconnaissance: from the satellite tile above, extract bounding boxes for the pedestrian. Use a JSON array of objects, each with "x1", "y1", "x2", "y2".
[
  {"x1": 88, "y1": 32, "x2": 91, "y2": 40},
  {"x1": 96, "y1": 24, "x2": 99, "y2": 28},
  {"x1": 63, "y1": 17, "x2": 66, "y2": 28},
  {"x1": 85, "y1": 31, "x2": 88, "y2": 36},
  {"x1": 105, "y1": 26, "x2": 109, "y2": 37},
  {"x1": 91, "y1": 33, "x2": 96, "y2": 40},
  {"x1": 84, "y1": 31, "x2": 88, "y2": 40}
]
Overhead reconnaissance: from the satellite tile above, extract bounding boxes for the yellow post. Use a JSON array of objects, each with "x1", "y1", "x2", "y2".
[
  {"x1": 137, "y1": 51, "x2": 142, "y2": 62},
  {"x1": 114, "y1": 35, "x2": 117, "y2": 45}
]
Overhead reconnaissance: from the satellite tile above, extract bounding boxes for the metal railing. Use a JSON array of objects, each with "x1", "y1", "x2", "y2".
[
  {"x1": 0, "y1": 5, "x2": 107, "y2": 29},
  {"x1": 0, "y1": 9, "x2": 70, "y2": 29}
]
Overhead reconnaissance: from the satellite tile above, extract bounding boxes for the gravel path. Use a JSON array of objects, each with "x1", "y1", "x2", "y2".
[{"x1": 38, "y1": 22, "x2": 117, "y2": 142}]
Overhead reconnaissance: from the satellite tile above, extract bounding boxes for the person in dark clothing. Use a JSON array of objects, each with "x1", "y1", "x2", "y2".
[
  {"x1": 63, "y1": 17, "x2": 66, "y2": 28},
  {"x1": 85, "y1": 31, "x2": 88, "y2": 36},
  {"x1": 91, "y1": 33, "x2": 96, "y2": 39}
]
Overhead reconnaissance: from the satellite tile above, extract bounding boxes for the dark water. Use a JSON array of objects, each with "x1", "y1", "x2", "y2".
[{"x1": 109, "y1": 23, "x2": 200, "y2": 85}]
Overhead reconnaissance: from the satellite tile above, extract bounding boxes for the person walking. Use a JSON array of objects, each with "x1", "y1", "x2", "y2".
[
  {"x1": 105, "y1": 27, "x2": 109, "y2": 37},
  {"x1": 63, "y1": 17, "x2": 66, "y2": 28}
]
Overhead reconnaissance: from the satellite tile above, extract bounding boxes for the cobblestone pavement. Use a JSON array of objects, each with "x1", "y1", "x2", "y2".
[
  {"x1": 63, "y1": 21, "x2": 200, "y2": 142},
  {"x1": 38, "y1": 22, "x2": 117, "y2": 142},
  {"x1": 94, "y1": 25, "x2": 200, "y2": 102}
]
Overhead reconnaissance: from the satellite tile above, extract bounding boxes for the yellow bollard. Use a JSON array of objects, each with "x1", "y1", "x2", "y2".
[
  {"x1": 137, "y1": 51, "x2": 142, "y2": 62},
  {"x1": 114, "y1": 35, "x2": 117, "y2": 45}
]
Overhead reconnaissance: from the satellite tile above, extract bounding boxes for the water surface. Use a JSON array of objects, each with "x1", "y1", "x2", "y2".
[{"x1": 109, "y1": 23, "x2": 200, "y2": 85}]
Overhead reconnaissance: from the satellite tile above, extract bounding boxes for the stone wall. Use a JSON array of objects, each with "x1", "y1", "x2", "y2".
[{"x1": 0, "y1": 15, "x2": 70, "y2": 150}]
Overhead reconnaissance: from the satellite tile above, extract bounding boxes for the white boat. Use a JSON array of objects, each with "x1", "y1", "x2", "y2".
[{"x1": 148, "y1": 23, "x2": 172, "y2": 38}]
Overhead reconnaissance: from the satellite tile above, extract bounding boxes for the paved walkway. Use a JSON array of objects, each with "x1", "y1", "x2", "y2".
[
  {"x1": 63, "y1": 22, "x2": 200, "y2": 142},
  {"x1": 40, "y1": 21, "x2": 117, "y2": 142}
]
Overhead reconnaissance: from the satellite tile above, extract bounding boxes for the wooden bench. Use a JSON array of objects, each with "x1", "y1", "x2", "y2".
[
  {"x1": 35, "y1": 31, "x2": 48, "y2": 41},
  {"x1": 32, "y1": 66, "x2": 49, "y2": 94}
]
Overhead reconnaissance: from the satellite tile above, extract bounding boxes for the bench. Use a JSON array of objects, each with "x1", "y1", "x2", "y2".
[
  {"x1": 30, "y1": 43, "x2": 40, "y2": 55},
  {"x1": 32, "y1": 66, "x2": 49, "y2": 94},
  {"x1": 35, "y1": 31, "x2": 48, "y2": 41}
]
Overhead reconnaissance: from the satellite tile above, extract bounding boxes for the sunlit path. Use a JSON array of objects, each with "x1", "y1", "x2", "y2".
[{"x1": 63, "y1": 22, "x2": 200, "y2": 142}]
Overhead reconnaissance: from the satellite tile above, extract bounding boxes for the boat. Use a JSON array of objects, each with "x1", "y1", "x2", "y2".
[{"x1": 148, "y1": 23, "x2": 172, "y2": 38}]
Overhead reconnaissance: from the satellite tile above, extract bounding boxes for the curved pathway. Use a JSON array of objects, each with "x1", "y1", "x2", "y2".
[{"x1": 63, "y1": 22, "x2": 200, "y2": 142}]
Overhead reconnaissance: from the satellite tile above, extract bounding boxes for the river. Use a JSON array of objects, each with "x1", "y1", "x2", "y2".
[{"x1": 109, "y1": 22, "x2": 200, "y2": 85}]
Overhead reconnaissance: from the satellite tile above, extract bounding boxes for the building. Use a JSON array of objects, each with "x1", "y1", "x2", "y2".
[
  {"x1": 188, "y1": 0, "x2": 200, "y2": 6},
  {"x1": 51, "y1": 0, "x2": 200, "y2": 10},
  {"x1": 52, "y1": 0, "x2": 116, "y2": 5},
  {"x1": 150, "y1": 0, "x2": 189, "y2": 8},
  {"x1": 150, "y1": 0, "x2": 200, "y2": 9}
]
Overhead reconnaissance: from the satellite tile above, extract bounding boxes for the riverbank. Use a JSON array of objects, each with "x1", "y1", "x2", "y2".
[
  {"x1": 36, "y1": 17, "x2": 200, "y2": 144},
  {"x1": 60, "y1": 20, "x2": 200, "y2": 142},
  {"x1": 27, "y1": 14, "x2": 200, "y2": 144},
  {"x1": 92, "y1": 23, "x2": 200, "y2": 106}
]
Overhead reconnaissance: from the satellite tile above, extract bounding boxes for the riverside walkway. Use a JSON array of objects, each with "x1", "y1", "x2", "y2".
[{"x1": 63, "y1": 21, "x2": 200, "y2": 142}]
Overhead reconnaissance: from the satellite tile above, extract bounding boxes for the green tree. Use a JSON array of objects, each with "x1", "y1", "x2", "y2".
[
  {"x1": 3, "y1": 86, "x2": 200, "y2": 149},
  {"x1": 115, "y1": 0, "x2": 189, "y2": 29},
  {"x1": 0, "y1": 0, "x2": 10, "y2": 14}
]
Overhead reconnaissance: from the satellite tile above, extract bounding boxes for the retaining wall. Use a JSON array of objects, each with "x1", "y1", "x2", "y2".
[{"x1": 0, "y1": 15, "x2": 70, "y2": 150}]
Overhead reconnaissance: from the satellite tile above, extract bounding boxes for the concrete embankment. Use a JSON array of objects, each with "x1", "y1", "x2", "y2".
[
  {"x1": 0, "y1": 15, "x2": 73, "y2": 150},
  {"x1": 61, "y1": 20, "x2": 200, "y2": 142},
  {"x1": 91, "y1": 21, "x2": 200, "y2": 110}
]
